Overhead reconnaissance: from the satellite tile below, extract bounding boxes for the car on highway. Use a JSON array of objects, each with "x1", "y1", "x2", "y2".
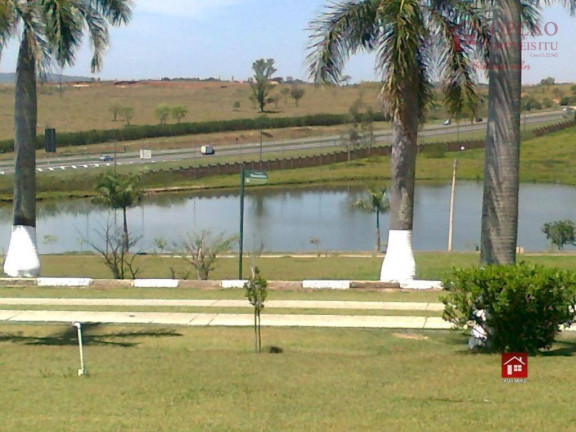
[
  {"x1": 99, "y1": 154, "x2": 113, "y2": 161},
  {"x1": 443, "y1": 119, "x2": 451, "y2": 125},
  {"x1": 200, "y1": 145, "x2": 215, "y2": 155}
]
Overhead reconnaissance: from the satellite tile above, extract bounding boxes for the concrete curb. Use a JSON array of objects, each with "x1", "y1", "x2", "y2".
[{"x1": 0, "y1": 278, "x2": 443, "y2": 290}]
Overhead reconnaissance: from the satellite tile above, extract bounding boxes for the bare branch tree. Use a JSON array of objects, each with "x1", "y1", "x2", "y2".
[
  {"x1": 179, "y1": 230, "x2": 237, "y2": 280},
  {"x1": 83, "y1": 218, "x2": 141, "y2": 279}
]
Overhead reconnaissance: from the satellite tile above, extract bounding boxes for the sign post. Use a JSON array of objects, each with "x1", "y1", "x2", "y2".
[{"x1": 239, "y1": 168, "x2": 268, "y2": 279}]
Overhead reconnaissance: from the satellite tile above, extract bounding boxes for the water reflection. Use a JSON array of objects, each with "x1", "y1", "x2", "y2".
[{"x1": 0, "y1": 182, "x2": 574, "y2": 254}]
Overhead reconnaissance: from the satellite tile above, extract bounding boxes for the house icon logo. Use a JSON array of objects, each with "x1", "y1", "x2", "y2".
[{"x1": 501, "y1": 353, "x2": 528, "y2": 378}]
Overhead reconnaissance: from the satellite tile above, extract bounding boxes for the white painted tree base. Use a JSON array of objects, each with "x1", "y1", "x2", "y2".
[
  {"x1": 380, "y1": 230, "x2": 416, "y2": 282},
  {"x1": 4, "y1": 225, "x2": 41, "y2": 277}
]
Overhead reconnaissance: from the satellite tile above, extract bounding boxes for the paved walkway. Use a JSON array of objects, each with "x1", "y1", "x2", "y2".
[
  {"x1": 0, "y1": 298, "x2": 444, "y2": 311},
  {"x1": 0, "y1": 310, "x2": 451, "y2": 329},
  {"x1": 3, "y1": 298, "x2": 575, "y2": 332},
  {"x1": 5, "y1": 297, "x2": 573, "y2": 331},
  {"x1": 0, "y1": 297, "x2": 450, "y2": 329}
]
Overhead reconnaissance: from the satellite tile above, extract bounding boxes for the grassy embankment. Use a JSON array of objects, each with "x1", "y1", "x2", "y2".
[
  {"x1": 1, "y1": 324, "x2": 576, "y2": 431},
  {"x1": 0, "y1": 120, "x2": 569, "y2": 202}
]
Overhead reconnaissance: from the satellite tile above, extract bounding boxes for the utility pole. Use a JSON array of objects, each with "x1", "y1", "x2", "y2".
[
  {"x1": 448, "y1": 159, "x2": 458, "y2": 252},
  {"x1": 239, "y1": 168, "x2": 246, "y2": 279}
]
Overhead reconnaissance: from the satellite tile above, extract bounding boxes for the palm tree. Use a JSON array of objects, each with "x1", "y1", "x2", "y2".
[
  {"x1": 479, "y1": 0, "x2": 575, "y2": 265},
  {"x1": 92, "y1": 172, "x2": 142, "y2": 252},
  {"x1": 1, "y1": 1, "x2": 132, "y2": 277},
  {"x1": 308, "y1": 0, "x2": 485, "y2": 281},
  {"x1": 352, "y1": 184, "x2": 389, "y2": 251}
]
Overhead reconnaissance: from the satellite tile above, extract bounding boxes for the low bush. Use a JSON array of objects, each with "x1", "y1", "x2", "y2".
[{"x1": 442, "y1": 263, "x2": 576, "y2": 354}]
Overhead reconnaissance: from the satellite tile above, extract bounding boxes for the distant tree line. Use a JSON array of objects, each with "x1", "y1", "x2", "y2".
[{"x1": 0, "y1": 112, "x2": 395, "y2": 153}]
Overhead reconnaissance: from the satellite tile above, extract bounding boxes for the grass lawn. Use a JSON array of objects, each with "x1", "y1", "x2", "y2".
[
  {"x1": 35, "y1": 252, "x2": 576, "y2": 282},
  {"x1": 1, "y1": 324, "x2": 575, "y2": 431}
]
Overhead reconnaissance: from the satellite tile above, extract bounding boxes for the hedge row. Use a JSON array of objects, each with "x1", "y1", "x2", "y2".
[{"x1": 0, "y1": 112, "x2": 390, "y2": 154}]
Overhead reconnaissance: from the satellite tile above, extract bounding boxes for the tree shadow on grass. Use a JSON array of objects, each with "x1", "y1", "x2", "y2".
[
  {"x1": 541, "y1": 340, "x2": 576, "y2": 357},
  {"x1": 441, "y1": 332, "x2": 576, "y2": 357},
  {"x1": 0, "y1": 323, "x2": 182, "y2": 348}
]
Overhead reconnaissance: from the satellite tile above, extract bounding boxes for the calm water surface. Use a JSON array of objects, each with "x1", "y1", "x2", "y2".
[{"x1": 0, "y1": 182, "x2": 574, "y2": 254}]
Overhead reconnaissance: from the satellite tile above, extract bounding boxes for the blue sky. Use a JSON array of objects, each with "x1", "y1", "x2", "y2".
[{"x1": 0, "y1": 0, "x2": 575, "y2": 84}]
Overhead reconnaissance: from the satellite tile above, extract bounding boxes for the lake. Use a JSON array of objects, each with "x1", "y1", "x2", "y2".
[{"x1": 0, "y1": 182, "x2": 574, "y2": 254}]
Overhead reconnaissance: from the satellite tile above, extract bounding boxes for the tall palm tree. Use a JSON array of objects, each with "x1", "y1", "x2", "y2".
[
  {"x1": 0, "y1": 0, "x2": 132, "y2": 277},
  {"x1": 480, "y1": 0, "x2": 575, "y2": 265},
  {"x1": 352, "y1": 184, "x2": 389, "y2": 251},
  {"x1": 92, "y1": 172, "x2": 142, "y2": 252},
  {"x1": 308, "y1": 0, "x2": 486, "y2": 281}
]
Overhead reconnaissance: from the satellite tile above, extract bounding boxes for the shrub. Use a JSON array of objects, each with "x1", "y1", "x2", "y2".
[
  {"x1": 421, "y1": 143, "x2": 446, "y2": 158},
  {"x1": 442, "y1": 263, "x2": 576, "y2": 354}
]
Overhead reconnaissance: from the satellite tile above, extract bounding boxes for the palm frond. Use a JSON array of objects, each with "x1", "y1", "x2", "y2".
[
  {"x1": 352, "y1": 184, "x2": 389, "y2": 213},
  {"x1": 43, "y1": 0, "x2": 84, "y2": 68},
  {"x1": 428, "y1": 1, "x2": 483, "y2": 120},
  {"x1": 376, "y1": 0, "x2": 429, "y2": 118},
  {"x1": 306, "y1": 0, "x2": 381, "y2": 84},
  {"x1": 15, "y1": 1, "x2": 51, "y2": 72},
  {"x1": 91, "y1": 0, "x2": 133, "y2": 25},
  {"x1": 521, "y1": 0, "x2": 542, "y2": 34},
  {"x1": 0, "y1": 1, "x2": 17, "y2": 60},
  {"x1": 76, "y1": 1, "x2": 109, "y2": 72}
]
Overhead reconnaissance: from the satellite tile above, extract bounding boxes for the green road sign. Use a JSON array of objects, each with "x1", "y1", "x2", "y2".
[
  {"x1": 244, "y1": 170, "x2": 268, "y2": 184},
  {"x1": 239, "y1": 168, "x2": 269, "y2": 278}
]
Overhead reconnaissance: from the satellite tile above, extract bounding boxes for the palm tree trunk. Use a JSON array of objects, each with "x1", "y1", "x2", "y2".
[
  {"x1": 480, "y1": 0, "x2": 522, "y2": 265},
  {"x1": 380, "y1": 83, "x2": 419, "y2": 282},
  {"x1": 4, "y1": 34, "x2": 41, "y2": 277}
]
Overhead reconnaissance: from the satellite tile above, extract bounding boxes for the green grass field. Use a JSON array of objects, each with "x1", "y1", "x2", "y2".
[
  {"x1": 1, "y1": 324, "x2": 575, "y2": 431},
  {"x1": 27, "y1": 252, "x2": 576, "y2": 281}
]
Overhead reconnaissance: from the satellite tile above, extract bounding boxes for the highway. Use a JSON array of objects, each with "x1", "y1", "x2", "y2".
[{"x1": 0, "y1": 110, "x2": 565, "y2": 175}]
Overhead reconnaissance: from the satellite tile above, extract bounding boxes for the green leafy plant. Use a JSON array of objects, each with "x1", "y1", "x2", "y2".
[
  {"x1": 442, "y1": 263, "x2": 576, "y2": 354},
  {"x1": 171, "y1": 105, "x2": 188, "y2": 123},
  {"x1": 155, "y1": 103, "x2": 171, "y2": 125},
  {"x1": 351, "y1": 184, "x2": 389, "y2": 251},
  {"x1": 244, "y1": 266, "x2": 268, "y2": 353},
  {"x1": 118, "y1": 106, "x2": 135, "y2": 126},
  {"x1": 290, "y1": 86, "x2": 305, "y2": 107},
  {"x1": 109, "y1": 102, "x2": 122, "y2": 121},
  {"x1": 542, "y1": 220, "x2": 576, "y2": 250},
  {"x1": 92, "y1": 171, "x2": 143, "y2": 252},
  {"x1": 250, "y1": 58, "x2": 277, "y2": 112}
]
